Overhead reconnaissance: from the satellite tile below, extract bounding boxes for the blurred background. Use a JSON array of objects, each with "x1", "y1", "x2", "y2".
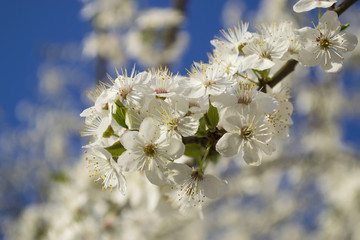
[{"x1": 1, "y1": 0, "x2": 360, "y2": 239}]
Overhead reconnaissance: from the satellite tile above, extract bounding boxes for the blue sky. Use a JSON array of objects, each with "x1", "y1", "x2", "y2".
[
  {"x1": 1, "y1": 0, "x2": 359, "y2": 145},
  {"x1": 0, "y1": 0, "x2": 261, "y2": 126},
  {"x1": 0, "y1": 0, "x2": 90, "y2": 125}
]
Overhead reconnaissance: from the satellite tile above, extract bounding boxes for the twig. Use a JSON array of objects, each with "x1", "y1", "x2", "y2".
[
  {"x1": 266, "y1": 0, "x2": 358, "y2": 89},
  {"x1": 160, "y1": 0, "x2": 189, "y2": 67},
  {"x1": 331, "y1": 0, "x2": 359, "y2": 15},
  {"x1": 268, "y1": 60, "x2": 298, "y2": 88}
]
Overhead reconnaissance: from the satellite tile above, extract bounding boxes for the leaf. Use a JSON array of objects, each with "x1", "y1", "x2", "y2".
[
  {"x1": 105, "y1": 141, "x2": 126, "y2": 161},
  {"x1": 113, "y1": 99, "x2": 128, "y2": 129},
  {"x1": 195, "y1": 117, "x2": 207, "y2": 137},
  {"x1": 102, "y1": 125, "x2": 115, "y2": 138},
  {"x1": 184, "y1": 143, "x2": 204, "y2": 158},
  {"x1": 205, "y1": 101, "x2": 219, "y2": 132},
  {"x1": 341, "y1": 23, "x2": 350, "y2": 32}
]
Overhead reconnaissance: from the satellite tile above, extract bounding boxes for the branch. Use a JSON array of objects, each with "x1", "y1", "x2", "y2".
[
  {"x1": 268, "y1": 60, "x2": 298, "y2": 88},
  {"x1": 182, "y1": 136, "x2": 208, "y2": 146},
  {"x1": 331, "y1": 0, "x2": 359, "y2": 15},
  {"x1": 161, "y1": 0, "x2": 189, "y2": 67},
  {"x1": 266, "y1": 0, "x2": 358, "y2": 89}
]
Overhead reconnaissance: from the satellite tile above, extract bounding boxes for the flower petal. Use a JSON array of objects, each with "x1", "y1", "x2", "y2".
[
  {"x1": 120, "y1": 130, "x2": 140, "y2": 150},
  {"x1": 139, "y1": 117, "x2": 161, "y2": 143},
  {"x1": 242, "y1": 141, "x2": 262, "y2": 166},
  {"x1": 145, "y1": 159, "x2": 168, "y2": 185},
  {"x1": 216, "y1": 132, "x2": 242, "y2": 157},
  {"x1": 203, "y1": 174, "x2": 227, "y2": 199}
]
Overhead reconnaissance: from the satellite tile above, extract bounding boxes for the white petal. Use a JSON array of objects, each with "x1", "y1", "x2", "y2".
[
  {"x1": 169, "y1": 96, "x2": 189, "y2": 115},
  {"x1": 145, "y1": 159, "x2": 168, "y2": 185},
  {"x1": 210, "y1": 93, "x2": 237, "y2": 109},
  {"x1": 216, "y1": 132, "x2": 242, "y2": 157},
  {"x1": 293, "y1": 0, "x2": 336, "y2": 13},
  {"x1": 319, "y1": 11, "x2": 341, "y2": 36},
  {"x1": 335, "y1": 32, "x2": 358, "y2": 52},
  {"x1": 178, "y1": 116, "x2": 200, "y2": 137},
  {"x1": 255, "y1": 94, "x2": 279, "y2": 114},
  {"x1": 247, "y1": 54, "x2": 275, "y2": 70},
  {"x1": 139, "y1": 117, "x2": 161, "y2": 143},
  {"x1": 115, "y1": 170, "x2": 127, "y2": 195},
  {"x1": 120, "y1": 130, "x2": 140, "y2": 150},
  {"x1": 203, "y1": 174, "x2": 227, "y2": 199},
  {"x1": 321, "y1": 50, "x2": 343, "y2": 72},
  {"x1": 168, "y1": 162, "x2": 192, "y2": 184},
  {"x1": 242, "y1": 142, "x2": 262, "y2": 166},
  {"x1": 80, "y1": 107, "x2": 94, "y2": 117},
  {"x1": 299, "y1": 47, "x2": 319, "y2": 67},
  {"x1": 159, "y1": 137, "x2": 185, "y2": 160},
  {"x1": 117, "y1": 150, "x2": 144, "y2": 172},
  {"x1": 293, "y1": 0, "x2": 317, "y2": 13},
  {"x1": 297, "y1": 27, "x2": 316, "y2": 44},
  {"x1": 221, "y1": 107, "x2": 244, "y2": 132}
]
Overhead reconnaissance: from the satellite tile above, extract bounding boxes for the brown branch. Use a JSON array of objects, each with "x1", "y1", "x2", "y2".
[
  {"x1": 267, "y1": 0, "x2": 358, "y2": 89},
  {"x1": 164, "y1": 0, "x2": 188, "y2": 47},
  {"x1": 161, "y1": 0, "x2": 189, "y2": 67},
  {"x1": 268, "y1": 60, "x2": 298, "y2": 88},
  {"x1": 182, "y1": 136, "x2": 208, "y2": 146},
  {"x1": 331, "y1": 0, "x2": 359, "y2": 15},
  {"x1": 95, "y1": 28, "x2": 108, "y2": 83}
]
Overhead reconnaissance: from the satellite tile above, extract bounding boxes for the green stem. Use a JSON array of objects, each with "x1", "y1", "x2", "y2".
[{"x1": 199, "y1": 145, "x2": 211, "y2": 173}]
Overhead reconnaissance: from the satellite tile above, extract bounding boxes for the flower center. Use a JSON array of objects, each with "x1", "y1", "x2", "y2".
[
  {"x1": 240, "y1": 126, "x2": 253, "y2": 140},
  {"x1": 191, "y1": 169, "x2": 204, "y2": 181},
  {"x1": 238, "y1": 96, "x2": 252, "y2": 105},
  {"x1": 155, "y1": 88, "x2": 168, "y2": 94},
  {"x1": 167, "y1": 118, "x2": 179, "y2": 131},
  {"x1": 260, "y1": 48, "x2": 272, "y2": 59},
  {"x1": 317, "y1": 37, "x2": 331, "y2": 50},
  {"x1": 204, "y1": 80, "x2": 216, "y2": 88},
  {"x1": 120, "y1": 87, "x2": 132, "y2": 100},
  {"x1": 144, "y1": 144, "x2": 157, "y2": 157}
]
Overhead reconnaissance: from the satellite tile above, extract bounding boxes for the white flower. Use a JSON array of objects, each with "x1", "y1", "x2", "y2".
[
  {"x1": 80, "y1": 82, "x2": 118, "y2": 141},
  {"x1": 293, "y1": 0, "x2": 337, "y2": 13},
  {"x1": 211, "y1": 22, "x2": 252, "y2": 55},
  {"x1": 211, "y1": 83, "x2": 279, "y2": 115},
  {"x1": 298, "y1": 11, "x2": 358, "y2": 72},
  {"x1": 118, "y1": 117, "x2": 185, "y2": 185},
  {"x1": 216, "y1": 106, "x2": 275, "y2": 165},
  {"x1": 147, "y1": 97, "x2": 200, "y2": 139},
  {"x1": 183, "y1": 62, "x2": 233, "y2": 98},
  {"x1": 135, "y1": 67, "x2": 182, "y2": 98},
  {"x1": 243, "y1": 35, "x2": 289, "y2": 70},
  {"x1": 267, "y1": 85, "x2": 294, "y2": 139},
  {"x1": 80, "y1": 82, "x2": 113, "y2": 124},
  {"x1": 166, "y1": 162, "x2": 227, "y2": 216},
  {"x1": 112, "y1": 67, "x2": 151, "y2": 108},
  {"x1": 210, "y1": 52, "x2": 249, "y2": 77},
  {"x1": 257, "y1": 21, "x2": 302, "y2": 61},
  {"x1": 86, "y1": 147, "x2": 127, "y2": 194}
]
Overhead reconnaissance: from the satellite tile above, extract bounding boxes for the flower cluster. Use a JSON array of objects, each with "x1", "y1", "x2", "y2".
[{"x1": 80, "y1": 1, "x2": 357, "y2": 215}]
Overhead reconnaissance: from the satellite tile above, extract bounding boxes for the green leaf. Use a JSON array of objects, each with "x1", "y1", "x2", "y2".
[
  {"x1": 105, "y1": 141, "x2": 126, "y2": 161},
  {"x1": 195, "y1": 117, "x2": 207, "y2": 137},
  {"x1": 184, "y1": 143, "x2": 204, "y2": 158},
  {"x1": 113, "y1": 99, "x2": 128, "y2": 129},
  {"x1": 205, "y1": 101, "x2": 219, "y2": 132},
  {"x1": 102, "y1": 125, "x2": 115, "y2": 138},
  {"x1": 341, "y1": 23, "x2": 350, "y2": 32}
]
